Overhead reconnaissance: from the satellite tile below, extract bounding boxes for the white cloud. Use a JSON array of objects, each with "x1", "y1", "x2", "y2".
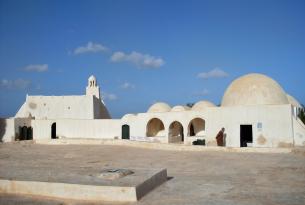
[
  {"x1": 192, "y1": 89, "x2": 210, "y2": 96},
  {"x1": 197, "y1": 68, "x2": 229, "y2": 79},
  {"x1": 0, "y1": 79, "x2": 31, "y2": 90},
  {"x1": 110, "y1": 51, "x2": 165, "y2": 68},
  {"x1": 24, "y1": 64, "x2": 48, "y2": 72},
  {"x1": 102, "y1": 92, "x2": 118, "y2": 101},
  {"x1": 120, "y1": 82, "x2": 135, "y2": 89},
  {"x1": 73, "y1": 41, "x2": 108, "y2": 55},
  {"x1": 111, "y1": 52, "x2": 125, "y2": 61}
]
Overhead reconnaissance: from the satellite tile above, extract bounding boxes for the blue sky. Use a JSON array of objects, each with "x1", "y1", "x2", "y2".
[{"x1": 0, "y1": 0, "x2": 304, "y2": 118}]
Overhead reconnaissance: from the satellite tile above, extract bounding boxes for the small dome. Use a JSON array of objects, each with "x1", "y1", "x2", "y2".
[
  {"x1": 88, "y1": 75, "x2": 96, "y2": 81},
  {"x1": 122, "y1": 113, "x2": 135, "y2": 120},
  {"x1": 171, "y1": 105, "x2": 188, "y2": 112},
  {"x1": 192, "y1": 101, "x2": 216, "y2": 111},
  {"x1": 221, "y1": 73, "x2": 289, "y2": 106},
  {"x1": 147, "y1": 102, "x2": 171, "y2": 113},
  {"x1": 287, "y1": 94, "x2": 302, "y2": 109}
]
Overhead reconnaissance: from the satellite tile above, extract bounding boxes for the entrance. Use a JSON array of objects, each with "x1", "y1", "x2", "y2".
[
  {"x1": 146, "y1": 118, "x2": 165, "y2": 137},
  {"x1": 240, "y1": 125, "x2": 253, "y2": 147},
  {"x1": 18, "y1": 126, "x2": 33, "y2": 140},
  {"x1": 187, "y1": 118, "x2": 205, "y2": 136},
  {"x1": 51, "y1": 123, "x2": 56, "y2": 139},
  {"x1": 168, "y1": 121, "x2": 184, "y2": 143},
  {"x1": 122, "y1": 124, "x2": 130, "y2": 140},
  {"x1": 27, "y1": 127, "x2": 33, "y2": 140}
]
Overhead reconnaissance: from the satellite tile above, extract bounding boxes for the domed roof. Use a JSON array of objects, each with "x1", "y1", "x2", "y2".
[
  {"x1": 147, "y1": 102, "x2": 171, "y2": 113},
  {"x1": 122, "y1": 113, "x2": 136, "y2": 120},
  {"x1": 287, "y1": 94, "x2": 301, "y2": 109},
  {"x1": 221, "y1": 73, "x2": 289, "y2": 106},
  {"x1": 88, "y1": 75, "x2": 96, "y2": 81},
  {"x1": 192, "y1": 101, "x2": 216, "y2": 111},
  {"x1": 171, "y1": 105, "x2": 190, "y2": 112}
]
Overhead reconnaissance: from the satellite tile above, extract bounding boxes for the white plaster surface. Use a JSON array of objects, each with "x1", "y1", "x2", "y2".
[
  {"x1": 1, "y1": 74, "x2": 304, "y2": 148},
  {"x1": 0, "y1": 169, "x2": 167, "y2": 202},
  {"x1": 221, "y1": 73, "x2": 289, "y2": 106}
]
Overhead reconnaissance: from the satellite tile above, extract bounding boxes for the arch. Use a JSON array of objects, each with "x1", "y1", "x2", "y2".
[
  {"x1": 146, "y1": 118, "x2": 165, "y2": 137},
  {"x1": 51, "y1": 123, "x2": 56, "y2": 139},
  {"x1": 168, "y1": 121, "x2": 184, "y2": 143},
  {"x1": 90, "y1": 80, "x2": 95, "y2": 87},
  {"x1": 188, "y1": 118, "x2": 205, "y2": 136},
  {"x1": 122, "y1": 124, "x2": 130, "y2": 140}
]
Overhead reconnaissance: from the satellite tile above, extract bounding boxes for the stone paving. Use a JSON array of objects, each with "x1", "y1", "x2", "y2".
[{"x1": 0, "y1": 143, "x2": 305, "y2": 205}]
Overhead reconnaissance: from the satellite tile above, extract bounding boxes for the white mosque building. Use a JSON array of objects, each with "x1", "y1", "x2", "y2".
[{"x1": 0, "y1": 73, "x2": 304, "y2": 148}]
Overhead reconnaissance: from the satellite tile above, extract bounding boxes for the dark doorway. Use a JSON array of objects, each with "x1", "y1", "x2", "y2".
[
  {"x1": 168, "y1": 121, "x2": 184, "y2": 143},
  {"x1": 122, "y1": 124, "x2": 130, "y2": 139},
  {"x1": 240, "y1": 125, "x2": 253, "y2": 147},
  {"x1": 27, "y1": 127, "x2": 33, "y2": 140},
  {"x1": 189, "y1": 124, "x2": 195, "y2": 136},
  {"x1": 20, "y1": 126, "x2": 27, "y2": 140},
  {"x1": 51, "y1": 123, "x2": 56, "y2": 139}
]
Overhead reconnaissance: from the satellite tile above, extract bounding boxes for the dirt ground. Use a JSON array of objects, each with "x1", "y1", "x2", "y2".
[{"x1": 0, "y1": 143, "x2": 305, "y2": 205}]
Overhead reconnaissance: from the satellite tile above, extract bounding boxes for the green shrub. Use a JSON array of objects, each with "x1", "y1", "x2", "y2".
[{"x1": 192, "y1": 139, "x2": 205, "y2": 146}]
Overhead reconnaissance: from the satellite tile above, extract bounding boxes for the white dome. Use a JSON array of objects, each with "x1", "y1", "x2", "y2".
[
  {"x1": 122, "y1": 113, "x2": 136, "y2": 120},
  {"x1": 147, "y1": 102, "x2": 171, "y2": 113},
  {"x1": 221, "y1": 73, "x2": 289, "y2": 106},
  {"x1": 88, "y1": 75, "x2": 96, "y2": 81},
  {"x1": 171, "y1": 105, "x2": 189, "y2": 112},
  {"x1": 192, "y1": 101, "x2": 216, "y2": 111},
  {"x1": 287, "y1": 94, "x2": 302, "y2": 109}
]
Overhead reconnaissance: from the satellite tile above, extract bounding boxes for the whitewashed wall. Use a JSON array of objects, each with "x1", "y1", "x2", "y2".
[
  {"x1": 32, "y1": 119, "x2": 121, "y2": 140},
  {"x1": 0, "y1": 118, "x2": 33, "y2": 142},
  {"x1": 32, "y1": 119, "x2": 54, "y2": 140},
  {"x1": 16, "y1": 95, "x2": 95, "y2": 120},
  {"x1": 293, "y1": 118, "x2": 305, "y2": 146},
  {"x1": 122, "y1": 104, "x2": 294, "y2": 147},
  {"x1": 0, "y1": 118, "x2": 15, "y2": 142},
  {"x1": 205, "y1": 105, "x2": 294, "y2": 147},
  {"x1": 2, "y1": 104, "x2": 297, "y2": 148}
]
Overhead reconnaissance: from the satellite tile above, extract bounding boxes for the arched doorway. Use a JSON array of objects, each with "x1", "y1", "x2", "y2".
[
  {"x1": 168, "y1": 121, "x2": 184, "y2": 143},
  {"x1": 188, "y1": 118, "x2": 205, "y2": 136},
  {"x1": 122, "y1": 124, "x2": 130, "y2": 140},
  {"x1": 51, "y1": 123, "x2": 56, "y2": 139},
  {"x1": 146, "y1": 118, "x2": 165, "y2": 137}
]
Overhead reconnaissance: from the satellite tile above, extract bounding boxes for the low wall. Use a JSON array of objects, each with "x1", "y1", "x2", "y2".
[
  {"x1": 0, "y1": 179, "x2": 137, "y2": 202},
  {"x1": 35, "y1": 138, "x2": 292, "y2": 153},
  {"x1": 0, "y1": 169, "x2": 168, "y2": 202},
  {"x1": 130, "y1": 136, "x2": 167, "y2": 143}
]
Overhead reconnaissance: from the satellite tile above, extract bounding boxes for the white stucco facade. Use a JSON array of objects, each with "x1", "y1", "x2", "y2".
[
  {"x1": 1, "y1": 73, "x2": 305, "y2": 148},
  {"x1": 15, "y1": 75, "x2": 110, "y2": 120}
]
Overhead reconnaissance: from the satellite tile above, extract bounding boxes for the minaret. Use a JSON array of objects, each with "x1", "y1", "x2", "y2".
[{"x1": 86, "y1": 75, "x2": 100, "y2": 99}]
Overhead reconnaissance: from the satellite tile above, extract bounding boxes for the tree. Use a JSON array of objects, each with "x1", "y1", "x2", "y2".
[{"x1": 186, "y1": 103, "x2": 195, "y2": 108}]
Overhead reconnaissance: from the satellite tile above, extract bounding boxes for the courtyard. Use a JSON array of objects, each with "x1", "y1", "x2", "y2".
[{"x1": 0, "y1": 142, "x2": 305, "y2": 205}]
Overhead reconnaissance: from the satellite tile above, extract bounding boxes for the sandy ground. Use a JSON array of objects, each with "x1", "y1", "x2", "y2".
[{"x1": 0, "y1": 143, "x2": 305, "y2": 205}]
